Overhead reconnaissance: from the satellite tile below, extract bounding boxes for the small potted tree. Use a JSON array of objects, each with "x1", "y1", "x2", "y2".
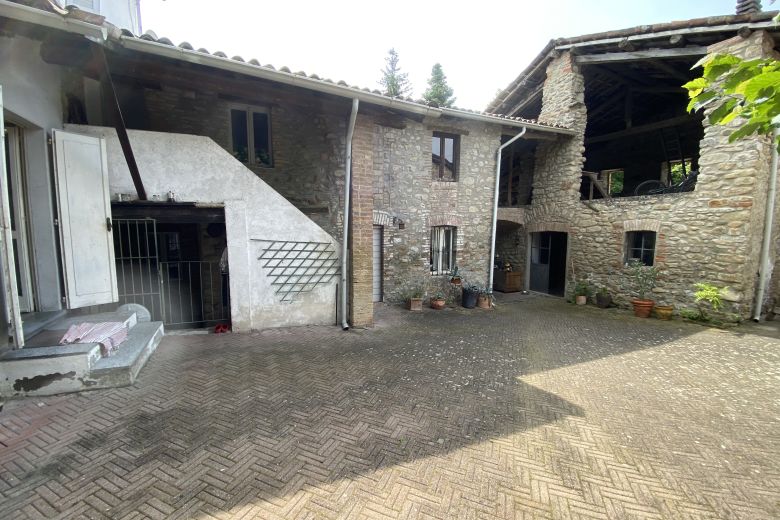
[
  {"x1": 407, "y1": 287, "x2": 424, "y2": 311},
  {"x1": 477, "y1": 286, "x2": 491, "y2": 309},
  {"x1": 625, "y1": 259, "x2": 660, "y2": 318},
  {"x1": 462, "y1": 282, "x2": 479, "y2": 309},
  {"x1": 573, "y1": 280, "x2": 590, "y2": 305},
  {"x1": 449, "y1": 266, "x2": 462, "y2": 286},
  {"x1": 430, "y1": 292, "x2": 446, "y2": 310},
  {"x1": 595, "y1": 286, "x2": 612, "y2": 308}
]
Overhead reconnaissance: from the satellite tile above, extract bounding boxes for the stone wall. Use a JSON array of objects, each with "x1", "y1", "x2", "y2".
[
  {"x1": 517, "y1": 34, "x2": 776, "y2": 319},
  {"x1": 139, "y1": 85, "x2": 348, "y2": 240},
  {"x1": 370, "y1": 117, "x2": 502, "y2": 302}
]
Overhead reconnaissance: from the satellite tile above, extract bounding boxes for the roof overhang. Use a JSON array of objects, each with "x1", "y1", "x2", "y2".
[
  {"x1": 489, "y1": 11, "x2": 780, "y2": 115},
  {"x1": 0, "y1": 0, "x2": 106, "y2": 39},
  {"x1": 117, "y1": 36, "x2": 575, "y2": 135}
]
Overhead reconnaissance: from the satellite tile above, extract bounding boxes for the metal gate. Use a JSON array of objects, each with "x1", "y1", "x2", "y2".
[
  {"x1": 159, "y1": 260, "x2": 228, "y2": 327},
  {"x1": 111, "y1": 219, "x2": 229, "y2": 328},
  {"x1": 112, "y1": 218, "x2": 163, "y2": 320}
]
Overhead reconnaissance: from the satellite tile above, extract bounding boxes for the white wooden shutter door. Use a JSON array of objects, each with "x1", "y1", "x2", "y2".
[
  {"x1": 53, "y1": 129, "x2": 118, "y2": 308},
  {"x1": 0, "y1": 86, "x2": 24, "y2": 346}
]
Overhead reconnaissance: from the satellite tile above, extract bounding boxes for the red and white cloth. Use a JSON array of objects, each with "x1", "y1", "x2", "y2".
[{"x1": 60, "y1": 322, "x2": 129, "y2": 357}]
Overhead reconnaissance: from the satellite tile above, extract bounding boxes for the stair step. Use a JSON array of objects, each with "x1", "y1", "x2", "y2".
[
  {"x1": 0, "y1": 321, "x2": 164, "y2": 398},
  {"x1": 48, "y1": 311, "x2": 138, "y2": 332}
]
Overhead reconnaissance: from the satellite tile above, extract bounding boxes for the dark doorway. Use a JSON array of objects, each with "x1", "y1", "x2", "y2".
[{"x1": 529, "y1": 232, "x2": 568, "y2": 297}]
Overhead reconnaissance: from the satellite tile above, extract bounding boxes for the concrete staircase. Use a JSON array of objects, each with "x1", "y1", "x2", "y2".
[{"x1": 0, "y1": 309, "x2": 164, "y2": 398}]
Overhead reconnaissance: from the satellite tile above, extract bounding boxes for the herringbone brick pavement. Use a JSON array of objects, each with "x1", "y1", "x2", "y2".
[{"x1": 1, "y1": 296, "x2": 778, "y2": 519}]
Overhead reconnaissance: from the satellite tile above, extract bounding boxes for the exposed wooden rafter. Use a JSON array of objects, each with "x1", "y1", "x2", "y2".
[
  {"x1": 585, "y1": 115, "x2": 698, "y2": 144},
  {"x1": 575, "y1": 46, "x2": 708, "y2": 65}
]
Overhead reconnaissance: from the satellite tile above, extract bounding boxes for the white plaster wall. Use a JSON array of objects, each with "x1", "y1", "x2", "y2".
[
  {"x1": 0, "y1": 35, "x2": 64, "y2": 311},
  {"x1": 66, "y1": 125, "x2": 339, "y2": 331}
]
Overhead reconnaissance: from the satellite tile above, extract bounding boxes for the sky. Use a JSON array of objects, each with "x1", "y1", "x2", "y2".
[{"x1": 140, "y1": 0, "x2": 743, "y2": 110}]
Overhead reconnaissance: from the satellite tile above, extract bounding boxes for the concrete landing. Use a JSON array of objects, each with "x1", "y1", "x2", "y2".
[{"x1": 0, "y1": 310, "x2": 164, "y2": 399}]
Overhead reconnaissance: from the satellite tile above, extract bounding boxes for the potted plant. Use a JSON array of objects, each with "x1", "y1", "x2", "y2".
[
  {"x1": 573, "y1": 280, "x2": 590, "y2": 305},
  {"x1": 477, "y1": 286, "x2": 491, "y2": 309},
  {"x1": 654, "y1": 303, "x2": 674, "y2": 320},
  {"x1": 595, "y1": 286, "x2": 612, "y2": 308},
  {"x1": 462, "y1": 283, "x2": 479, "y2": 309},
  {"x1": 449, "y1": 266, "x2": 462, "y2": 286},
  {"x1": 430, "y1": 292, "x2": 446, "y2": 310},
  {"x1": 407, "y1": 287, "x2": 424, "y2": 311},
  {"x1": 625, "y1": 259, "x2": 660, "y2": 318}
]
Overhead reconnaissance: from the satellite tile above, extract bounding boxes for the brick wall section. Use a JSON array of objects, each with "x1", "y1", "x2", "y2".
[
  {"x1": 513, "y1": 34, "x2": 776, "y2": 319},
  {"x1": 349, "y1": 114, "x2": 375, "y2": 327}
]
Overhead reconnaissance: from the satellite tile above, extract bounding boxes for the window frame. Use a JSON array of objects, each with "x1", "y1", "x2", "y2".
[
  {"x1": 430, "y1": 226, "x2": 457, "y2": 275},
  {"x1": 625, "y1": 231, "x2": 656, "y2": 266},
  {"x1": 228, "y1": 103, "x2": 273, "y2": 168},
  {"x1": 431, "y1": 131, "x2": 459, "y2": 181}
]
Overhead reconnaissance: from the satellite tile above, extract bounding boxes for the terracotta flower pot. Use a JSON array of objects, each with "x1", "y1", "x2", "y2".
[
  {"x1": 632, "y1": 299, "x2": 655, "y2": 318},
  {"x1": 575, "y1": 295, "x2": 587, "y2": 305},
  {"x1": 408, "y1": 298, "x2": 423, "y2": 311},
  {"x1": 477, "y1": 295, "x2": 491, "y2": 309},
  {"x1": 654, "y1": 305, "x2": 674, "y2": 320},
  {"x1": 431, "y1": 298, "x2": 446, "y2": 310}
]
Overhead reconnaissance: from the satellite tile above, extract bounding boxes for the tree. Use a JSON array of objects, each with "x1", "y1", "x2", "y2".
[
  {"x1": 684, "y1": 17, "x2": 780, "y2": 153},
  {"x1": 423, "y1": 63, "x2": 456, "y2": 108},
  {"x1": 379, "y1": 48, "x2": 412, "y2": 97}
]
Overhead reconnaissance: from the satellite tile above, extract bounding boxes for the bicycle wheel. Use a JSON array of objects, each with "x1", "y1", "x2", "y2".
[{"x1": 634, "y1": 180, "x2": 665, "y2": 196}]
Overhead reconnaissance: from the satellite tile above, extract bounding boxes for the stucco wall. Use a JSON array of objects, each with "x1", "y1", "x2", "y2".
[
  {"x1": 0, "y1": 34, "x2": 64, "y2": 312},
  {"x1": 370, "y1": 117, "x2": 502, "y2": 302},
  {"x1": 66, "y1": 125, "x2": 340, "y2": 331}
]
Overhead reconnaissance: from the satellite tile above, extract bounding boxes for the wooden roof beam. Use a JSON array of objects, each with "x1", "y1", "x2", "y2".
[
  {"x1": 585, "y1": 114, "x2": 698, "y2": 144},
  {"x1": 575, "y1": 46, "x2": 708, "y2": 65}
]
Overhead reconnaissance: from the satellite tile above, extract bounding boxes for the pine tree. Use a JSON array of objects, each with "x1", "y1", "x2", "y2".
[
  {"x1": 378, "y1": 48, "x2": 412, "y2": 97},
  {"x1": 423, "y1": 63, "x2": 456, "y2": 108}
]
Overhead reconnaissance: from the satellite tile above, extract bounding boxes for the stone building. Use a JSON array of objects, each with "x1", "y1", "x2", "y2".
[
  {"x1": 0, "y1": 0, "x2": 572, "y2": 361},
  {"x1": 489, "y1": 9, "x2": 780, "y2": 320}
]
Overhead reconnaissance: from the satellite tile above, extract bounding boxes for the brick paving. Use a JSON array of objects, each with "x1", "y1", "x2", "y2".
[{"x1": 1, "y1": 295, "x2": 778, "y2": 519}]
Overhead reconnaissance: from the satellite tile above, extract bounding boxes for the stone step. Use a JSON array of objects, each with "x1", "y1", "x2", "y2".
[
  {"x1": 0, "y1": 343, "x2": 102, "y2": 397},
  {"x1": 87, "y1": 322, "x2": 165, "y2": 389},
  {"x1": 0, "y1": 321, "x2": 164, "y2": 398},
  {"x1": 49, "y1": 310, "x2": 138, "y2": 332}
]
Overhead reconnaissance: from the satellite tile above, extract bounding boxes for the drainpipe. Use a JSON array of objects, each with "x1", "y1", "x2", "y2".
[
  {"x1": 341, "y1": 98, "x2": 359, "y2": 330},
  {"x1": 752, "y1": 121, "x2": 780, "y2": 322},
  {"x1": 488, "y1": 127, "x2": 526, "y2": 293}
]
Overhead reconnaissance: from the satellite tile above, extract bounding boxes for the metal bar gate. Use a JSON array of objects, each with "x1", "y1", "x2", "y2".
[{"x1": 111, "y1": 219, "x2": 229, "y2": 328}]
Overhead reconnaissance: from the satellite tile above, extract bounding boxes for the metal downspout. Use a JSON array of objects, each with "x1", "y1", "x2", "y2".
[
  {"x1": 752, "y1": 122, "x2": 780, "y2": 321},
  {"x1": 488, "y1": 127, "x2": 526, "y2": 293},
  {"x1": 341, "y1": 99, "x2": 359, "y2": 330}
]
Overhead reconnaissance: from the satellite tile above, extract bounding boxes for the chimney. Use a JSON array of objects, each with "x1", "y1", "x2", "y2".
[{"x1": 736, "y1": 0, "x2": 762, "y2": 15}]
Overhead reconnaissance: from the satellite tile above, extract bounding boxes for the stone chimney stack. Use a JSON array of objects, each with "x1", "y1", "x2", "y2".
[{"x1": 736, "y1": 0, "x2": 762, "y2": 15}]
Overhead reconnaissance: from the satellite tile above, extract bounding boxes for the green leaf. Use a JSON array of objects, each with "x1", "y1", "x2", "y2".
[
  {"x1": 709, "y1": 99, "x2": 738, "y2": 125},
  {"x1": 742, "y1": 72, "x2": 780, "y2": 102}
]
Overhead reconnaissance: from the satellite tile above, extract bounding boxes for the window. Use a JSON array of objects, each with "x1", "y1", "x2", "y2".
[
  {"x1": 431, "y1": 132, "x2": 459, "y2": 181},
  {"x1": 229, "y1": 106, "x2": 272, "y2": 167},
  {"x1": 430, "y1": 226, "x2": 456, "y2": 274},
  {"x1": 625, "y1": 231, "x2": 656, "y2": 266},
  {"x1": 604, "y1": 169, "x2": 624, "y2": 195}
]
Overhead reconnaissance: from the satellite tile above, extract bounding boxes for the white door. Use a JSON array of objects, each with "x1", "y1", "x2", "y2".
[
  {"x1": 4, "y1": 127, "x2": 34, "y2": 312},
  {"x1": 0, "y1": 86, "x2": 24, "y2": 346},
  {"x1": 53, "y1": 129, "x2": 118, "y2": 308},
  {"x1": 372, "y1": 225, "x2": 382, "y2": 302}
]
